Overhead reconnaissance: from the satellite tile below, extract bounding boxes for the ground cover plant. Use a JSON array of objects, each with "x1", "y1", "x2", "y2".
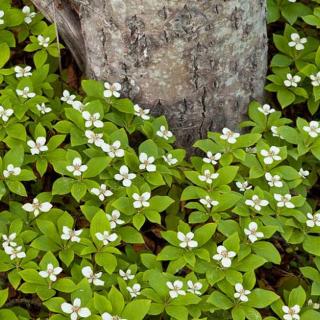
[{"x1": 0, "y1": 0, "x2": 320, "y2": 319}]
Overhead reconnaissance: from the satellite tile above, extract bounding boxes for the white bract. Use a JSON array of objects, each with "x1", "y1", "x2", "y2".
[
  {"x1": 199, "y1": 196, "x2": 219, "y2": 208},
  {"x1": 16, "y1": 86, "x2": 36, "y2": 98},
  {"x1": 163, "y1": 153, "x2": 178, "y2": 166},
  {"x1": 213, "y1": 245, "x2": 236, "y2": 268},
  {"x1": 0, "y1": 10, "x2": 4, "y2": 24},
  {"x1": 245, "y1": 195, "x2": 269, "y2": 211},
  {"x1": 2, "y1": 233, "x2": 17, "y2": 248},
  {"x1": 306, "y1": 213, "x2": 320, "y2": 228},
  {"x1": 61, "y1": 298, "x2": 91, "y2": 320},
  {"x1": 95, "y1": 231, "x2": 118, "y2": 246},
  {"x1": 274, "y1": 193, "x2": 295, "y2": 208},
  {"x1": 244, "y1": 222, "x2": 264, "y2": 243},
  {"x1": 282, "y1": 305, "x2": 300, "y2": 320},
  {"x1": 310, "y1": 72, "x2": 320, "y2": 87},
  {"x1": 27, "y1": 137, "x2": 48, "y2": 155},
  {"x1": 61, "y1": 90, "x2": 76, "y2": 104},
  {"x1": 167, "y1": 280, "x2": 186, "y2": 298},
  {"x1": 3, "y1": 164, "x2": 21, "y2": 178},
  {"x1": 91, "y1": 184, "x2": 113, "y2": 201},
  {"x1": 114, "y1": 165, "x2": 136, "y2": 187},
  {"x1": 288, "y1": 0, "x2": 296, "y2": 2},
  {"x1": 198, "y1": 170, "x2": 219, "y2": 184},
  {"x1": 66, "y1": 158, "x2": 88, "y2": 176},
  {"x1": 72, "y1": 100, "x2": 84, "y2": 111},
  {"x1": 177, "y1": 232, "x2": 198, "y2": 249},
  {"x1": 203, "y1": 151, "x2": 221, "y2": 165},
  {"x1": 106, "y1": 210, "x2": 124, "y2": 229},
  {"x1": 85, "y1": 130, "x2": 104, "y2": 147},
  {"x1": 134, "y1": 104, "x2": 150, "y2": 120},
  {"x1": 308, "y1": 299, "x2": 320, "y2": 310},
  {"x1": 127, "y1": 283, "x2": 141, "y2": 298},
  {"x1": 102, "y1": 313, "x2": 127, "y2": 320},
  {"x1": 39, "y1": 263, "x2": 62, "y2": 282},
  {"x1": 104, "y1": 82, "x2": 121, "y2": 98},
  {"x1": 284, "y1": 73, "x2": 301, "y2": 87},
  {"x1": 187, "y1": 280, "x2": 202, "y2": 295},
  {"x1": 82, "y1": 111, "x2": 103, "y2": 128},
  {"x1": 258, "y1": 104, "x2": 275, "y2": 115},
  {"x1": 61, "y1": 226, "x2": 82, "y2": 242},
  {"x1": 157, "y1": 125, "x2": 173, "y2": 140},
  {"x1": 271, "y1": 126, "x2": 284, "y2": 139},
  {"x1": 265, "y1": 172, "x2": 283, "y2": 188},
  {"x1": 132, "y1": 192, "x2": 151, "y2": 208},
  {"x1": 234, "y1": 283, "x2": 251, "y2": 302},
  {"x1": 14, "y1": 65, "x2": 32, "y2": 78},
  {"x1": 236, "y1": 181, "x2": 252, "y2": 192},
  {"x1": 38, "y1": 35, "x2": 50, "y2": 47},
  {"x1": 82, "y1": 266, "x2": 104, "y2": 286},
  {"x1": 299, "y1": 168, "x2": 309, "y2": 178},
  {"x1": 139, "y1": 153, "x2": 156, "y2": 172},
  {"x1": 303, "y1": 121, "x2": 320, "y2": 138},
  {"x1": 119, "y1": 269, "x2": 135, "y2": 281},
  {"x1": 22, "y1": 198, "x2": 52, "y2": 217},
  {"x1": 101, "y1": 140, "x2": 124, "y2": 158},
  {"x1": 4, "y1": 245, "x2": 26, "y2": 260},
  {"x1": 260, "y1": 146, "x2": 281, "y2": 164},
  {"x1": 22, "y1": 6, "x2": 36, "y2": 24},
  {"x1": 36, "y1": 103, "x2": 51, "y2": 114},
  {"x1": 220, "y1": 127, "x2": 240, "y2": 144},
  {"x1": 0, "y1": 105, "x2": 13, "y2": 122},
  {"x1": 288, "y1": 33, "x2": 307, "y2": 51}
]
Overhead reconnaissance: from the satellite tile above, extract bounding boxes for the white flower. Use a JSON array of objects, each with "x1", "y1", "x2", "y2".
[
  {"x1": 82, "y1": 111, "x2": 103, "y2": 128},
  {"x1": 258, "y1": 104, "x2": 275, "y2": 115},
  {"x1": 119, "y1": 269, "x2": 135, "y2": 281},
  {"x1": 203, "y1": 151, "x2": 221, "y2": 165},
  {"x1": 2, "y1": 233, "x2": 17, "y2": 248},
  {"x1": 306, "y1": 213, "x2": 320, "y2": 228},
  {"x1": 16, "y1": 86, "x2": 36, "y2": 98},
  {"x1": 3, "y1": 164, "x2": 21, "y2": 178},
  {"x1": 61, "y1": 90, "x2": 76, "y2": 104},
  {"x1": 212, "y1": 245, "x2": 236, "y2": 268},
  {"x1": 260, "y1": 146, "x2": 281, "y2": 164},
  {"x1": 81, "y1": 266, "x2": 104, "y2": 286},
  {"x1": 85, "y1": 130, "x2": 104, "y2": 147},
  {"x1": 310, "y1": 72, "x2": 320, "y2": 87},
  {"x1": 91, "y1": 184, "x2": 113, "y2": 201},
  {"x1": 95, "y1": 231, "x2": 118, "y2": 246},
  {"x1": 244, "y1": 222, "x2": 264, "y2": 243},
  {"x1": 27, "y1": 137, "x2": 48, "y2": 155},
  {"x1": 236, "y1": 181, "x2": 252, "y2": 192},
  {"x1": 72, "y1": 100, "x2": 84, "y2": 111},
  {"x1": 271, "y1": 126, "x2": 284, "y2": 139},
  {"x1": 234, "y1": 283, "x2": 251, "y2": 302},
  {"x1": 177, "y1": 232, "x2": 198, "y2": 249},
  {"x1": 198, "y1": 170, "x2": 219, "y2": 184},
  {"x1": 308, "y1": 299, "x2": 320, "y2": 310},
  {"x1": 187, "y1": 280, "x2": 202, "y2": 295},
  {"x1": 22, "y1": 198, "x2": 52, "y2": 217},
  {"x1": 157, "y1": 125, "x2": 173, "y2": 140},
  {"x1": 106, "y1": 210, "x2": 124, "y2": 229},
  {"x1": 303, "y1": 121, "x2": 320, "y2": 138},
  {"x1": 274, "y1": 193, "x2": 295, "y2": 208},
  {"x1": 288, "y1": 33, "x2": 307, "y2": 51},
  {"x1": 199, "y1": 196, "x2": 219, "y2": 208},
  {"x1": 288, "y1": 0, "x2": 296, "y2": 2},
  {"x1": 4, "y1": 245, "x2": 26, "y2": 260},
  {"x1": 299, "y1": 168, "x2": 309, "y2": 179},
  {"x1": 61, "y1": 298, "x2": 91, "y2": 320},
  {"x1": 14, "y1": 65, "x2": 32, "y2": 78},
  {"x1": 284, "y1": 73, "x2": 301, "y2": 87},
  {"x1": 104, "y1": 82, "x2": 121, "y2": 98},
  {"x1": 265, "y1": 172, "x2": 283, "y2": 188},
  {"x1": 114, "y1": 165, "x2": 136, "y2": 187},
  {"x1": 282, "y1": 305, "x2": 300, "y2": 320},
  {"x1": 0, "y1": 10, "x2": 4, "y2": 25},
  {"x1": 134, "y1": 104, "x2": 150, "y2": 120},
  {"x1": 163, "y1": 153, "x2": 178, "y2": 166},
  {"x1": 22, "y1": 6, "x2": 36, "y2": 24},
  {"x1": 102, "y1": 313, "x2": 127, "y2": 320},
  {"x1": 220, "y1": 128, "x2": 240, "y2": 144},
  {"x1": 139, "y1": 153, "x2": 156, "y2": 172},
  {"x1": 127, "y1": 283, "x2": 141, "y2": 298},
  {"x1": 101, "y1": 140, "x2": 124, "y2": 158},
  {"x1": 38, "y1": 35, "x2": 50, "y2": 48},
  {"x1": 61, "y1": 226, "x2": 82, "y2": 242},
  {"x1": 0, "y1": 105, "x2": 13, "y2": 122},
  {"x1": 245, "y1": 195, "x2": 269, "y2": 211},
  {"x1": 166, "y1": 280, "x2": 186, "y2": 299},
  {"x1": 132, "y1": 192, "x2": 151, "y2": 209},
  {"x1": 66, "y1": 158, "x2": 88, "y2": 176},
  {"x1": 39, "y1": 263, "x2": 62, "y2": 282},
  {"x1": 36, "y1": 103, "x2": 51, "y2": 114}
]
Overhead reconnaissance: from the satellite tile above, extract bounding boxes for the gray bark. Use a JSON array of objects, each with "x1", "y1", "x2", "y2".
[{"x1": 32, "y1": 0, "x2": 268, "y2": 148}]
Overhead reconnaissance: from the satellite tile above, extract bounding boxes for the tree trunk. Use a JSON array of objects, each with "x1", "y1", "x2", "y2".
[{"x1": 32, "y1": 0, "x2": 268, "y2": 148}]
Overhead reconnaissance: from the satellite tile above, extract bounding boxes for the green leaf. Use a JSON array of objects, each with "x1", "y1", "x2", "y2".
[
  {"x1": 303, "y1": 235, "x2": 320, "y2": 256},
  {"x1": 207, "y1": 291, "x2": 233, "y2": 310},
  {"x1": 277, "y1": 89, "x2": 295, "y2": 108},
  {"x1": 122, "y1": 299, "x2": 151, "y2": 320},
  {"x1": 0, "y1": 43, "x2": 10, "y2": 68},
  {"x1": 246, "y1": 289, "x2": 279, "y2": 308},
  {"x1": 118, "y1": 226, "x2": 144, "y2": 243},
  {"x1": 0, "y1": 288, "x2": 8, "y2": 308},
  {"x1": 252, "y1": 241, "x2": 281, "y2": 264},
  {"x1": 289, "y1": 286, "x2": 306, "y2": 306}
]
